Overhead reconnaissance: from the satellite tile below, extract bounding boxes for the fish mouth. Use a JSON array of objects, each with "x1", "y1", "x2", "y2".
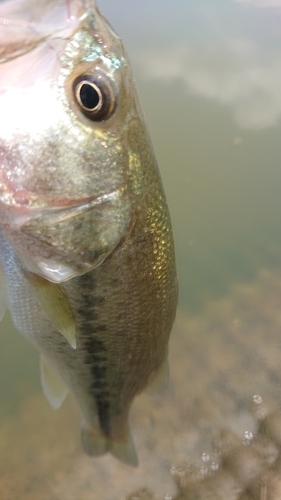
[
  {"x1": 2, "y1": 187, "x2": 127, "y2": 230},
  {"x1": 0, "y1": 0, "x2": 85, "y2": 64},
  {"x1": 1, "y1": 186, "x2": 132, "y2": 283}
]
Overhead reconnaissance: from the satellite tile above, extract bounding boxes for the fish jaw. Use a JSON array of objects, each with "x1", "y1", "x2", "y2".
[
  {"x1": 0, "y1": 185, "x2": 132, "y2": 282},
  {"x1": 0, "y1": 18, "x2": 131, "y2": 204},
  {"x1": 0, "y1": 2, "x2": 143, "y2": 282},
  {"x1": 0, "y1": 0, "x2": 93, "y2": 64}
]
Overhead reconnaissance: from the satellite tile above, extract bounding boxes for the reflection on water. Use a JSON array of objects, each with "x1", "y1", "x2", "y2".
[{"x1": 2, "y1": 0, "x2": 281, "y2": 498}]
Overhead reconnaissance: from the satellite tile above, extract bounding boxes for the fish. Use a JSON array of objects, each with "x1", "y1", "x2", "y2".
[{"x1": 0, "y1": 0, "x2": 178, "y2": 466}]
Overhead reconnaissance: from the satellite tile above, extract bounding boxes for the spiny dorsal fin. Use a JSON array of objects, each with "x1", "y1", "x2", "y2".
[
  {"x1": 24, "y1": 271, "x2": 76, "y2": 349},
  {"x1": 40, "y1": 355, "x2": 68, "y2": 409}
]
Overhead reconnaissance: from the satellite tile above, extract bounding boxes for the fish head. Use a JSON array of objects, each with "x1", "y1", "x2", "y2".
[{"x1": 0, "y1": 1, "x2": 151, "y2": 282}]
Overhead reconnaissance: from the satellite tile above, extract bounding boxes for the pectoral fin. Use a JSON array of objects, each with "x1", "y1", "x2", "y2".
[
  {"x1": 145, "y1": 358, "x2": 169, "y2": 396},
  {"x1": 40, "y1": 355, "x2": 68, "y2": 409},
  {"x1": 24, "y1": 271, "x2": 76, "y2": 349}
]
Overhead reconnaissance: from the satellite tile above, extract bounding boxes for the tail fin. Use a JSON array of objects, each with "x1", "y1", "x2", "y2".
[
  {"x1": 81, "y1": 425, "x2": 138, "y2": 467},
  {"x1": 81, "y1": 426, "x2": 108, "y2": 457},
  {"x1": 110, "y1": 433, "x2": 138, "y2": 467}
]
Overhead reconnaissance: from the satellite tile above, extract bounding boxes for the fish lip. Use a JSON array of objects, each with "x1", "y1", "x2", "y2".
[
  {"x1": 0, "y1": 0, "x2": 86, "y2": 64},
  {"x1": 1, "y1": 186, "x2": 127, "y2": 230},
  {"x1": 0, "y1": 184, "x2": 131, "y2": 283}
]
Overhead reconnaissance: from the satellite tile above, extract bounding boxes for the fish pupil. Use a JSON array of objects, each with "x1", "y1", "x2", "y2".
[
  {"x1": 73, "y1": 73, "x2": 116, "y2": 121},
  {"x1": 79, "y1": 82, "x2": 101, "y2": 111}
]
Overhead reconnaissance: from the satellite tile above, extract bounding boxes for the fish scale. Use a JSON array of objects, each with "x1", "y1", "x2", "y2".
[{"x1": 0, "y1": 0, "x2": 178, "y2": 465}]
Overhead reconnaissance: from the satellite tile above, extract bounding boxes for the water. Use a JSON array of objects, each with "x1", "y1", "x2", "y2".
[{"x1": 2, "y1": 1, "x2": 281, "y2": 498}]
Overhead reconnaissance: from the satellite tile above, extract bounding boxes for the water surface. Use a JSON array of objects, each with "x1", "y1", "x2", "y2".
[{"x1": 1, "y1": 1, "x2": 281, "y2": 498}]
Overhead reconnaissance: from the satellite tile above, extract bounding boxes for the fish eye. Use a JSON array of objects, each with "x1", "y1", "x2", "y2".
[{"x1": 73, "y1": 74, "x2": 116, "y2": 121}]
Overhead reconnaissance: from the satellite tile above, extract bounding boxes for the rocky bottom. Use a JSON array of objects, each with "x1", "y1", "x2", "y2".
[{"x1": 2, "y1": 267, "x2": 281, "y2": 499}]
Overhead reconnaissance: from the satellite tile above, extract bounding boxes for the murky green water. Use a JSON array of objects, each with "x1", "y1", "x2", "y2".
[{"x1": 2, "y1": 1, "x2": 281, "y2": 498}]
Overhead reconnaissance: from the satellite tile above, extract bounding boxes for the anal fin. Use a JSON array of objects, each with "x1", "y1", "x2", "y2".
[{"x1": 40, "y1": 355, "x2": 68, "y2": 409}]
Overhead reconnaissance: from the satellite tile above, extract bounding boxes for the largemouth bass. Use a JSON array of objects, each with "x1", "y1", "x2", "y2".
[{"x1": 0, "y1": 0, "x2": 178, "y2": 466}]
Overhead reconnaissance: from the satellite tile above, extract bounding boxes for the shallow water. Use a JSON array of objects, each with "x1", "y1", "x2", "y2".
[{"x1": 2, "y1": 0, "x2": 281, "y2": 498}]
